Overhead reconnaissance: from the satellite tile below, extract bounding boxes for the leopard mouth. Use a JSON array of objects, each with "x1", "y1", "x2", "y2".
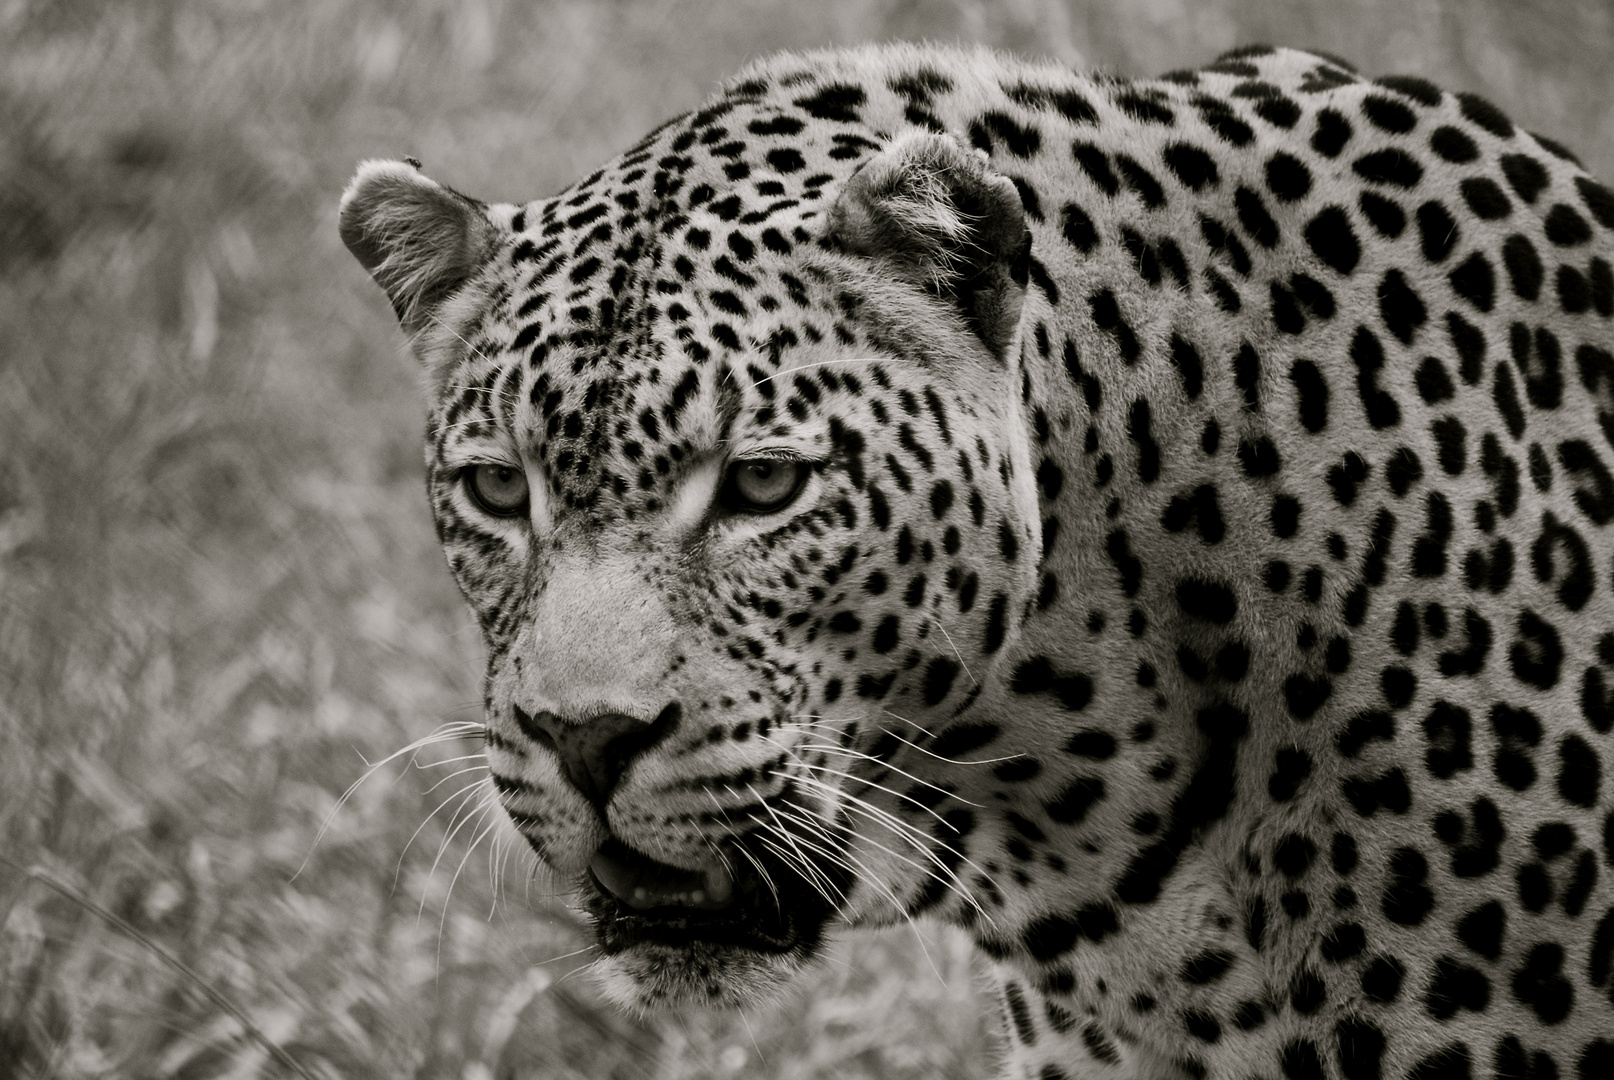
[
  {"x1": 581, "y1": 835, "x2": 846, "y2": 956},
  {"x1": 589, "y1": 839, "x2": 737, "y2": 913}
]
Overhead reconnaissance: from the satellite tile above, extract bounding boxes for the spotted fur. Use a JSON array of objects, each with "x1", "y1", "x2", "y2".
[{"x1": 341, "y1": 43, "x2": 1614, "y2": 1080}]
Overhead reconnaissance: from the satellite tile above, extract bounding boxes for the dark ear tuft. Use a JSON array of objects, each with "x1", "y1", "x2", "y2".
[
  {"x1": 827, "y1": 133, "x2": 1030, "y2": 359},
  {"x1": 338, "y1": 160, "x2": 504, "y2": 335}
]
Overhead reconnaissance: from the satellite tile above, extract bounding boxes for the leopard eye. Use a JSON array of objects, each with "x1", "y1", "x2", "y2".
[
  {"x1": 465, "y1": 463, "x2": 529, "y2": 516},
  {"x1": 720, "y1": 458, "x2": 809, "y2": 514}
]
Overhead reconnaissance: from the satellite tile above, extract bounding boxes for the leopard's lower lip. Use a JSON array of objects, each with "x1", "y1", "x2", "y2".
[{"x1": 588, "y1": 838, "x2": 737, "y2": 912}]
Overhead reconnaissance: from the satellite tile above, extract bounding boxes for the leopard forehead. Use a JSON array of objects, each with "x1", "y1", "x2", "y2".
[
  {"x1": 428, "y1": 92, "x2": 1013, "y2": 521},
  {"x1": 344, "y1": 40, "x2": 1614, "y2": 1080}
]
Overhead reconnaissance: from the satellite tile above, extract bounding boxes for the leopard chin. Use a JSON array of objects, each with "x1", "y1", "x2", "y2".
[{"x1": 592, "y1": 941, "x2": 813, "y2": 1012}]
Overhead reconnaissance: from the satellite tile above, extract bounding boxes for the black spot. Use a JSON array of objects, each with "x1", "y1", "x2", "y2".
[
  {"x1": 1128, "y1": 399, "x2": 1159, "y2": 481},
  {"x1": 794, "y1": 84, "x2": 866, "y2": 123},
  {"x1": 1454, "y1": 900, "x2": 1506, "y2": 961},
  {"x1": 1445, "y1": 312, "x2": 1486, "y2": 386},
  {"x1": 1381, "y1": 847, "x2": 1433, "y2": 926},
  {"x1": 1269, "y1": 747, "x2": 1313, "y2": 801},
  {"x1": 1181, "y1": 949, "x2": 1235, "y2": 985},
  {"x1": 1386, "y1": 447, "x2": 1423, "y2": 497},
  {"x1": 1046, "y1": 776, "x2": 1105, "y2": 824},
  {"x1": 1290, "y1": 967, "x2": 1327, "y2": 1014},
  {"x1": 1340, "y1": 711, "x2": 1394, "y2": 758},
  {"x1": 1311, "y1": 108, "x2": 1351, "y2": 157},
  {"x1": 1169, "y1": 334, "x2": 1204, "y2": 399},
  {"x1": 1266, "y1": 152, "x2": 1312, "y2": 201},
  {"x1": 1235, "y1": 185, "x2": 1280, "y2": 247},
  {"x1": 1291, "y1": 360, "x2": 1329, "y2": 432},
  {"x1": 1500, "y1": 153, "x2": 1550, "y2": 202},
  {"x1": 1021, "y1": 903, "x2": 1117, "y2": 959},
  {"x1": 1579, "y1": 1041, "x2": 1614, "y2": 1080},
  {"x1": 1575, "y1": 174, "x2": 1614, "y2": 230},
  {"x1": 1502, "y1": 233, "x2": 1544, "y2": 299},
  {"x1": 1270, "y1": 494, "x2": 1301, "y2": 539},
  {"x1": 1439, "y1": 608, "x2": 1493, "y2": 678},
  {"x1": 1281, "y1": 1039, "x2": 1326, "y2": 1080},
  {"x1": 1509, "y1": 610, "x2": 1563, "y2": 690},
  {"x1": 1162, "y1": 483, "x2": 1225, "y2": 544},
  {"x1": 1416, "y1": 200, "x2": 1459, "y2": 263},
  {"x1": 1329, "y1": 833, "x2": 1355, "y2": 871},
  {"x1": 1089, "y1": 288, "x2": 1141, "y2": 363},
  {"x1": 1065, "y1": 728, "x2": 1117, "y2": 760},
  {"x1": 1285, "y1": 675, "x2": 1332, "y2": 720},
  {"x1": 1559, "y1": 439, "x2": 1614, "y2": 525},
  {"x1": 1417, "y1": 356, "x2": 1455, "y2": 403},
  {"x1": 1060, "y1": 204, "x2": 1097, "y2": 252},
  {"x1": 1491, "y1": 702, "x2": 1542, "y2": 790},
  {"x1": 1546, "y1": 203, "x2": 1593, "y2": 247},
  {"x1": 1254, "y1": 95, "x2": 1302, "y2": 129},
  {"x1": 1379, "y1": 269, "x2": 1428, "y2": 346},
  {"x1": 1458, "y1": 92, "x2": 1514, "y2": 137},
  {"x1": 1557, "y1": 733, "x2": 1601, "y2": 807},
  {"x1": 1494, "y1": 362, "x2": 1526, "y2": 439},
  {"x1": 1362, "y1": 94, "x2": 1416, "y2": 133},
  {"x1": 1163, "y1": 142, "x2": 1219, "y2": 190},
  {"x1": 1239, "y1": 437, "x2": 1281, "y2": 477},
  {"x1": 976, "y1": 111, "x2": 1042, "y2": 157},
  {"x1": 1328, "y1": 450, "x2": 1370, "y2": 506},
  {"x1": 1321, "y1": 922, "x2": 1366, "y2": 963},
  {"x1": 1433, "y1": 416, "x2": 1466, "y2": 475},
  {"x1": 1274, "y1": 833, "x2": 1317, "y2": 877},
  {"x1": 1271, "y1": 280, "x2": 1305, "y2": 334},
  {"x1": 1461, "y1": 176, "x2": 1512, "y2": 220},
  {"x1": 1423, "y1": 700, "x2": 1474, "y2": 779},
  {"x1": 922, "y1": 657, "x2": 959, "y2": 705},
  {"x1": 1354, "y1": 149, "x2": 1422, "y2": 188},
  {"x1": 1105, "y1": 530, "x2": 1142, "y2": 597},
  {"x1": 1511, "y1": 943, "x2": 1573, "y2": 1025},
  {"x1": 1425, "y1": 956, "x2": 1490, "y2": 1020},
  {"x1": 1072, "y1": 142, "x2": 1119, "y2": 196},
  {"x1": 1116, "y1": 154, "x2": 1166, "y2": 208},
  {"x1": 1175, "y1": 578, "x2": 1237, "y2": 624},
  {"x1": 1357, "y1": 192, "x2": 1406, "y2": 238},
  {"x1": 1559, "y1": 265, "x2": 1592, "y2": 313},
  {"x1": 1448, "y1": 251, "x2": 1496, "y2": 312},
  {"x1": 1011, "y1": 656, "x2": 1094, "y2": 711},
  {"x1": 1360, "y1": 956, "x2": 1404, "y2": 1003},
  {"x1": 1429, "y1": 126, "x2": 1479, "y2": 163},
  {"x1": 1335, "y1": 1018, "x2": 1385, "y2": 1080},
  {"x1": 1352, "y1": 326, "x2": 1402, "y2": 427}
]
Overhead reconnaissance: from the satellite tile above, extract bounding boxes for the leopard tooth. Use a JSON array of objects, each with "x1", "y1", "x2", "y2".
[{"x1": 702, "y1": 863, "x2": 735, "y2": 905}]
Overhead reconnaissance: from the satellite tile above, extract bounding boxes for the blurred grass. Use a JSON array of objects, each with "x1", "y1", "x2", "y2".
[{"x1": 0, "y1": 0, "x2": 1608, "y2": 1077}]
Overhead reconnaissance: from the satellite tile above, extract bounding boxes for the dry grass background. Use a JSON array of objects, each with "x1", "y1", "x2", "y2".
[{"x1": 0, "y1": 1, "x2": 1609, "y2": 1077}]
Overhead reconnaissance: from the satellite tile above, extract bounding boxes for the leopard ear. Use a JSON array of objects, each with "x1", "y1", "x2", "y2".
[
  {"x1": 339, "y1": 159, "x2": 505, "y2": 336},
  {"x1": 827, "y1": 132, "x2": 1031, "y2": 359}
]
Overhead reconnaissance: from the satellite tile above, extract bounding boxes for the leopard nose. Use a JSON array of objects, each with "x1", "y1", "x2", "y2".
[{"x1": 514, "y1": 703, "x2": 681, "y2": 809}]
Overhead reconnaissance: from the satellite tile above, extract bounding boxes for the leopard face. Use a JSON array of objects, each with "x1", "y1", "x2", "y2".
[{"x1": 343, "y1": 42, "x2": 1614, "y2": 1079}]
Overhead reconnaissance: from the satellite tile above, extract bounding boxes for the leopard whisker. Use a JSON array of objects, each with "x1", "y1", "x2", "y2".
[
  {"x1": 297, "y1": 720, "x2": 484, "y2": 880},
  {"x1": 762, "y1": 734, "x2": 971, "y2": 823},
  {"x1": 749, "y1": 356, "x2": 889, "y2": 384},
  {"x1": 414, "y1": 779, "x2": 496, "y2": 924},
  {"x1": 782, "y1": 738, "x2": 988, "y2": 808},
  {"x1": 439, "y1": 796, "x2": 504, "y2": 947},
  {"x1": 778, "y1": 772, "x2": 996, "y2": 925},
  {"x1": 395, "y1": 776, "x2": 491, "y2": 892},
  {"x1": 929, "y1": 618, "x2": 979, "y2": 687}
]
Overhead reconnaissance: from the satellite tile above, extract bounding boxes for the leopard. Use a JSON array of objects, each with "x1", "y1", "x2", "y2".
[{"x1": 339, "y1": 42, "x2": 1614, "y2": 1080}]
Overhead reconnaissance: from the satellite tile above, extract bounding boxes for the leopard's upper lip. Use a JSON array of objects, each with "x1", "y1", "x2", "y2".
[{"x1": 588, "y1": 838, "x2": 736, "y2": 912}]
